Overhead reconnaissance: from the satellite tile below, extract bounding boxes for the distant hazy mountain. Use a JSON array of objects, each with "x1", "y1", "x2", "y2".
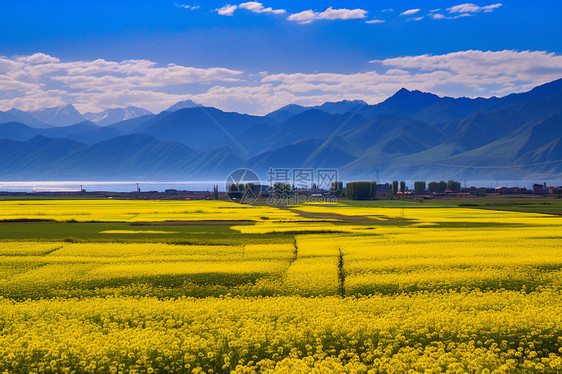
[
  {"x1": 0, "y1": 136, "x2": 86, "y2": 178},
  {"x1": 361, "y1": 88, "x2": 442, "y2": 120},
  {"x1": 249, "y1": 137, "x2": 360, "y2": 172},
  {"x1": 312, "y1": 99, "x2": 367, "y2": 114},
  {"x1": 133, "y1": 106, "x2": 272, "y2": 153},
  {"x1": 57, "y1": 134, "x2": 199, "y2": 177},
  {"x1": 359, "y1": 79, "x2": 562, "y2": 126},
  {"x1": 29, "y1": 104, "x2": 87, "y2": 127},
  {"x1": 165, "y1": 100, "x2": 201, "y2": 112},
  {"x1": 84, "y1": 106, "x2": 152, "y2": 126},
  {"x1": 108, "y1": 114, "x2": 157, "y2": 133},
  {"x1": 262, "y1": 109, "x2": 367, "y2": 150},
  {"x1": 1, "y1": 78, "x2": 562, "y2": 180},
  {"x1": 0, "y1": 104, "x2": 152, "y2": 128},
  {"x1": 0, "y1": 134, "x2": 243, "y2": 179},
  {"x1": 341, "y1": 115, "x2": 446, "y2": 155},
  {"x1": 0, "y1": 122, "x2": 42, "y2": 141},
  {"x1": 0, "y1": 121, "x2": 99, "y2": 142},
  {"x1": 65, "y1": 126, "x2": 124, "y2": 144},
  {"x1": 265, "y1": 104, "x2": 307, "y2": 122},
  {"x1": 0, "y1": 108, "x2": 51, "y2": 128},
  {"x1": 264, "y1": 100, "x2": 367, "y2": 122}
]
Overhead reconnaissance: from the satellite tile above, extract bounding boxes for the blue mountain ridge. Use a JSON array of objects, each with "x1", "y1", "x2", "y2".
[{"x1": 1, "y1": 78, "x2": 562, "y2": 180}]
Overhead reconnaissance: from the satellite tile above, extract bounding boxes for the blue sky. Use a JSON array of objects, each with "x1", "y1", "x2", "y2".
[{"x1": 1, "y1": 1, "x2": 562, "y2": 114}]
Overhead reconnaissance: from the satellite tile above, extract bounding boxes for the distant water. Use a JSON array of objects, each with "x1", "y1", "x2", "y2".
[
  {"x1": 455, "y1": 180, "x2": 562, "y2": 189},
  {"x1": 404, "y1": 180, "x2": 562, "y2": 190},
  {"x1": 1, "y1": 180, "x2": 560, "y2": 193},
  {"x1": 0, "y1": 181, "x2": 225, "y2": 193}
]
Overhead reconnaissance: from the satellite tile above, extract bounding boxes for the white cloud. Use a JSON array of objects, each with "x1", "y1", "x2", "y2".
[
  {"x1": 70, "y1": 89, "x2": 192, "y2": 114},
  {"x1": 365, "y1": 19, "x2": 385, "y2": 24},
  {"x1": 427, "y1": 3, "x2": 501, "y2": 21},
  {"x1": 400, "y1": 9, "x2": 420, "y2": 16},
  {"x1": 0, "y1": 75, "x2": 36, "y2": 91},
  {"x1": 381, "y1": 8, "x2": 394, "y2": 12},
  {"x1": 482, "y1": 4, "x2": 502, "y2": 12},
  {"x1": 215, "y1": 4, "x2": 366, "y2": 24},
  {"x1": 1, "y1": 50, "x2": 561, "y2": 115},
  {"x1": 287, "y1": 7, "x2": 367, "y2": 24},
  {"x1": 0, "y1": 54, "x2": 243, "y2": 112},
  {"x1": 371, "y1": 50, "x2": 562, "y2": 79},
  {"x1": 257, "y1": 50, "x2": 562, "y2": 112},
  {"x1": 216, "y1": 2, "x2": 284, "y2": 16},
  {"x1": 2, "y1": 87, "x2": 67, "y2": 112},
  {"x1": 317, "y1": 7, "x2": 367, "y2": 20},
  {"x1": 238, "y1": 2, "x2": 285, "y2": 14},
  {"x1": 15, "y1": 53, "x2": 60, "y2": 64},
  {"x1": 193, "y1": 83, "x2": 371, "y2": 114},
  {"x1": 385, "y1": 69, "x2": 410, "y2": 75},
  {"x1": 0, "y1": 57, "x2": 24, "y2": 74},
  {"x1": 286, "y1": 10, "x2": 317, "y2": 24},
  {"x1": 447, "y1": 3, "x2": 502, "y2": 13},
  {"x1": 174, "y1": 4, "x2": 199, "y2": 10},
  {"x1": 216, "y1": 4, "x2": 237, "y2": 15},
  {"x1": 372, "y1": 50, "x2": 562, "y2": 98}
]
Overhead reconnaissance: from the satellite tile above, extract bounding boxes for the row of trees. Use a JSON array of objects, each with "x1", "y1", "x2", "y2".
[
  {"x1": 448, "y1": 180, "x2": 462, "y2": 192},
  {"x1": 391, "y1": 181, "x2": 408, "y2": 195},
  {"x1": 227, "y1": 183, "x2": 258, "y2": 200},
  {"x1": 346, "y1": 181, "x2": 377, "y2": 200},
  {"x1": 347, "y1": 180, "x2": 461, "y2": 200},
  {"x1": 424, "y1": 180, "x2": 462, "y2": 193},
  {"x1": 226, "y1": 179, "x2": 462, "y2": 201},
  {"x1": 428, "y1": 181, "x2": 447, "y2": 193}
]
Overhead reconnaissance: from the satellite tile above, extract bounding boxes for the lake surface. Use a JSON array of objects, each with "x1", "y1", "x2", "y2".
[
  {"x1": 1, "y1": 180, "x2": 561, "y2": 193},
  {"x1": 0, "y1": 181, "x2": 224, "y2": 193}
]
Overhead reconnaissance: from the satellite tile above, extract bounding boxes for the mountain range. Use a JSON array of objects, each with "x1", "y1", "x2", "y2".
[
  {"x1": 0, "y1": 104, "x2": 153, "y2": 128},
  {"x1": 1, "y1": 79, "x2": 562, "y2": 181}
]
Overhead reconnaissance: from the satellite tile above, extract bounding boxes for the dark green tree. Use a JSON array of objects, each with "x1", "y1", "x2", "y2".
[
  {"x1": 330, "y1": 181, "x2": 343, "y2": 197},
  {"x1": 392, "y1": 181, "x2": 399, "y2": 195},
  {"x1": 414, "y1": 181, "x2": 426, "y2": 194},
  {"x1": 447, "y1": 180, "x2": 461, "y2": 193},
  {"x1": 428, "y1": 181, "x2": 447, "y2": 193},
  {"x1": 400, "y1": 181, "x2": 406, "y2": 193},
  {"x1": 346, "y1": 181, "x2": 377, "y2": 200},
  {"x1": 369, "y1": 181, "x2": 377, "y2": 199},
  {"x1": 227, "y1": 183, "x2": 258, "y2": 200}
]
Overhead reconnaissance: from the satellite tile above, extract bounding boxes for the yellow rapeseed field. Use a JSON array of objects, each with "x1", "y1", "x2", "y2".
[
  {"x1": 0, "y1": 199, "x2": 562, "y2": 372},
  {"x1": 0, "y1": 199, "x2": 302, "y2": 222}
]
